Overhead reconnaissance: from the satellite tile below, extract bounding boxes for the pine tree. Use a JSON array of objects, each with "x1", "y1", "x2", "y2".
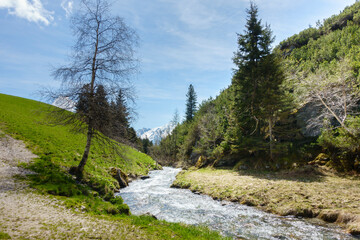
[
  {"x1": 93, "y1": 84, "x2": 110, "y2": 135},
  {"x1": 185, "y1": 84, "x2": 197, "y2": 122},
  {"x1": 110, "y1": 89, "x2": 130, "y2": 141},
  {"x1": 233, "y1": 3, "x2": 272, "y2": 66},
  {"x1": 230, "y1": 2, "x2": 288, "y2": 160},
  {"x1": 231, "y1": 2, "x2": 274, "y2": 136},
  {"x1": 76, "y1": 84, "x2": 91, "y2": 117},
  {"x1": 76, "y1": 84, "x2": 110, "y2": 136},
  {"x1": 258, "y1": 54, "x2": 288, "y2": 159}
]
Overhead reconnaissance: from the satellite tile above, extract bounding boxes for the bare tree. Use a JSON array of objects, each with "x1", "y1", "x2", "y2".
[
  {"x1": 45, "y1": 0, "x2": 138, "y2": 177},
  {"x1": 298, "y1": 58, "x2": 359, "y2": 137}
]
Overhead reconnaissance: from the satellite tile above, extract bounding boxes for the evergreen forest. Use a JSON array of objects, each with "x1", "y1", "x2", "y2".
[{"x1": 152, "y1": 2, "x2": 360, "y2": 173}]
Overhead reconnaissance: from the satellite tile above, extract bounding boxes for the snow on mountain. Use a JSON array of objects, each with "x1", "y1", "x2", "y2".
[
  {"x1": 136, "y1": 128, "x2": 151, "y2": 136},
  {"x1": 52, "y1": 96, "x2": 76, "y2": 112},
  {"x1": 137, "y1": 123, "x2": 176, "y2": 144}
]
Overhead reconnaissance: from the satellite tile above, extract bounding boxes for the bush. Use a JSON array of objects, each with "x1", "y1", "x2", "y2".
[{"x1": 318, "y1": 116, "x2": 360, "y2": 172}]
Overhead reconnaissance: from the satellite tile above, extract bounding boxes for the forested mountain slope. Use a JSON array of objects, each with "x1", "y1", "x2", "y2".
[{"x1": 154, "y1": 2, "x2": 360, "y2": 173}]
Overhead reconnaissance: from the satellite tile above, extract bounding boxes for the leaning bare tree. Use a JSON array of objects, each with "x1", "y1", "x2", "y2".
[
  {"x1": 46, "y1": 0, "x2": 138, "y2": 177},
  {"x1": 298, "y1": 58, "x2": 360, "y2": 137}
]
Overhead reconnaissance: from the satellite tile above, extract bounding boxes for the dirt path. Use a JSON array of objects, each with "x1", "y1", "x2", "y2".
[
  {"x1": 0, "y1": 134, "x2": 147, "y2": 239},
  {"x1": 0, "y1": 134, "x2": 36, "y2": 192}
]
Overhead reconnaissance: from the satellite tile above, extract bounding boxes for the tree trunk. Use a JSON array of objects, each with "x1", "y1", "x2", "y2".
[
  {"x1": 269, "y1": 117, "x2": 274, "y2": 160},
  {"x1": 77, "y1": 125, "x2": 93, "y2": 177}
]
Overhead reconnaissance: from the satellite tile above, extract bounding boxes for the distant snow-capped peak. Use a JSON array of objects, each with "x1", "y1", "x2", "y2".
[
  {"x1": 136, "y1": 128, "x2": 151, "y2": 136},
  {"x1": 137, "y1": 122, "x2": 176, "y2": 144}
]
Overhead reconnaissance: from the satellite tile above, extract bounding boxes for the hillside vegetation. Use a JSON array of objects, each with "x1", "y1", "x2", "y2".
[
  {"x1": 0, "y1": 93, "x2": 158, "y2": 195},
  {"x1": 0, "y1": 93, "x2": 226, "y2": 239},
  {"x1": 154, "y1": 2, "x2": 360, "y2": 173}
]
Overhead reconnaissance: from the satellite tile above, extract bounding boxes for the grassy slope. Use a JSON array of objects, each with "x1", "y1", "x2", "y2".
[
  {"x1": 0, "y1": 93, "x2": 155, "y2": 181},
  {"x1": 0, "y1": 93, "x2": 227, "y2": 240},
  {"x1": 173, "y1": 167, "x2": 360, "y2": 235}
]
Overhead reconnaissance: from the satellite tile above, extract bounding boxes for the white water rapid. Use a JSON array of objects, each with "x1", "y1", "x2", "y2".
[{"x1": 118, "y1": 167, "x2": 356, "y2": 240}]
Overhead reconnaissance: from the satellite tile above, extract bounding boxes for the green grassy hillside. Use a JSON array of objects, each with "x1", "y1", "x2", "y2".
[{"x1": 0, "y1": 93, "x2": 157, "y2": 192}]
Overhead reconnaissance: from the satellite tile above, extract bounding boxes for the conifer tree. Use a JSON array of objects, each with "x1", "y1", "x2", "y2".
[
  {"x1": 76, "y1": 84, "x2": 110, "y2": 136},
  {"x1": 230, "y1": 2, "x2": 288, "y2": 159},
  {"x1": 93, "y1": 85, "x2": 110, "y2": 134},
  {"x1": 258, "y1": 54, "x2": 288, "y2": 159},
  {"x1": 231, "y1": 2, "x2": 274, "y2": 136},
  {"x1": 185, "y1": 84, "x2": 197, "y2": 122},
  {"x1": 108, "y1": 89, "x2": 130, "y2": 141}
]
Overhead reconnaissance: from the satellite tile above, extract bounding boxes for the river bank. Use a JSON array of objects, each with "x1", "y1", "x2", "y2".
[
  {"x1": 119, "y1": 167, "x2": 354, "y2": 239},
  {"x1": 172, "y1": 166, "x2": 360, "y2": 235}
]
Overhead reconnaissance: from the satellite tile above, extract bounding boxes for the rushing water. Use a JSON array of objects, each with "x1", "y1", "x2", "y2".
[{"x1": 118, "y1": 167, "x2": 356, "y2": 240}]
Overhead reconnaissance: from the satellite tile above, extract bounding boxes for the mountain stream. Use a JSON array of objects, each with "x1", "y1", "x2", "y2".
[{"x1": 118, "y1": 167, "x2": 356, "y2": 240}]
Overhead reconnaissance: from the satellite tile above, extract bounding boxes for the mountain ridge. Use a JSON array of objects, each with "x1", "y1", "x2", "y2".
[{"x1": 137, "y1": 123, "x2": 176, "y2": 144}]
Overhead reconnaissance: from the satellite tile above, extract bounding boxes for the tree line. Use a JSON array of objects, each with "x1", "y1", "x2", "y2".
[{"x1": 75, "y1": 84, "x2": 139, "y2": 146}]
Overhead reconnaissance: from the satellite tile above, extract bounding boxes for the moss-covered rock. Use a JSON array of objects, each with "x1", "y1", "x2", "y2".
[
  {"x1": 309, "y1": 153, "x2": 330, "y2": 165},
  {"x1": 195, "y1": 156, "x2": 207, "y2": 169},
  {"x1": 109, "y1": 167, "x2": 128, "y2": 188}
]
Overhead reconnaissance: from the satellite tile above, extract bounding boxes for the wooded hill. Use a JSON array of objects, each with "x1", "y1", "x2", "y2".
[{"x1": 153, "y1": 2, "x2": 360, "y2": 172}]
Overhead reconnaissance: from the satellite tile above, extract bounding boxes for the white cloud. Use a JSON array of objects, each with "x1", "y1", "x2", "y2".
[
  {"x1": 0, "y1": 0, "x2": 53, "y2": 25},
  {"x1": 165, "y1": 0, "x2": 248, "y2": 29},
  {"x1": 173, "y1": 0, "x2": 223, "y2": 29},
  {"x1": 148, "y1": 25, "x2": 233, "y2": 71},
  {"x1": 61, "y1": 0, "x2": 73, "y2": 18}
]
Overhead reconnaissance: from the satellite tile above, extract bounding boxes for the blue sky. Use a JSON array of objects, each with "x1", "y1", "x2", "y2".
[{"x1": 0, "y1": 0, "x2": 356, "y2": 130}]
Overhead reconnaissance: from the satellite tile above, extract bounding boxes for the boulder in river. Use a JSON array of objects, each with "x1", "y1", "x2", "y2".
[
  {"x1": 140, "y1": 175, "x2": 150, "y2": 180},
  {"x1": 110, "y1": 167, "x2": 128, "y2": 188},
  {"x1": 128, "y1": 173, "x2": 137, "y2": 182}
]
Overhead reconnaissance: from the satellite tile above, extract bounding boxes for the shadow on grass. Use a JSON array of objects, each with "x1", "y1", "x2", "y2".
[
  {"x1": 22, "y1": 156, "x2": 130, "y2": 216},
  {"x1": 215, "y1": 165, "x2": 328, "y2": 183},
  {"x1": 25, "y1": 155, "x2": 85, "y2": 196}
]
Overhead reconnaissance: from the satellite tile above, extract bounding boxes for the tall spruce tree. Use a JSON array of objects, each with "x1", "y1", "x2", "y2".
[
  {"x1": 232, "y1": 2, "x2": 274, "y2": 136},
  {"x1": 76, "y1": 84, "x2": 110, "y2": 136},
  {"x1": 112, "y1": 89, "x2": 130, "y2": 139},
  {"x1": 185, "y1": 84, "x2": 197, "y2": 122},
  {"x1": 258, "y1": 54, "x2": 288, "y2": 159},
  {"x1": 230, "y1": 2, "x2": 288, "y2": 159}
]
